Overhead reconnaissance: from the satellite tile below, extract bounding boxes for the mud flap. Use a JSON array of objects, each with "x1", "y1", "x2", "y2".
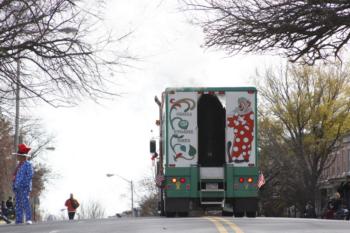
[
  {"x1": 233, "y1": 198, "x2": 258, "y2": 213},
  {"x1": 165, "y1": 198, "x2": 190, "y2": 212}
]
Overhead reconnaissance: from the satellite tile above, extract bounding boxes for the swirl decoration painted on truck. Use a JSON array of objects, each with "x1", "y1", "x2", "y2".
[{"x1": 169, "y1": 98, "x2": 197, "y2": 161}]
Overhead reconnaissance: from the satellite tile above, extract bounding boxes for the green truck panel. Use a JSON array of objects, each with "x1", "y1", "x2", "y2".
[{"x1": 155, "y1": 87, "x2": 260, "y2": 215}]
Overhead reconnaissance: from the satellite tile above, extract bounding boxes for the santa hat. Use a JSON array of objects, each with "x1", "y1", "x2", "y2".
[{"x1": 13, "y1": 143, "x2": 31, "y2": 157}]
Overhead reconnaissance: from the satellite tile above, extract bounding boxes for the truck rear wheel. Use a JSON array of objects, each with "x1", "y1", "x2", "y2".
[
  {"x1": 165, "y1": 211, "x2": 176, "y2": 217},
  {"x1": 246, "y1": 211, "x2": 256, "y2": 218},
  {"x1": 247, "y1": 212, "x2": 256, "y2": 218},
  {"x1": 178, "y1": 212, "x2": 189, "y2": 217},
  {"x1": 234, "y1": 212, "x2": 244, "y2": 217},
  {"x1": 222, "y1": 211, "x2": 233, "y2": 216}
]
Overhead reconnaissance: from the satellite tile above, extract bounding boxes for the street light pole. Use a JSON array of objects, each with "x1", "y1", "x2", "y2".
[
  {"x1": 12, "y1": 27, "x2": 76, "y2": 152},
  {"x1": 106, "y1": 173, "x2": 134, "y2": 217},
  {"x1": 131, "y1": 180, "x2": 134, "y2": 216},
  {"x1": 14, "y1": 57, "x2": 20, "y2": 151}
]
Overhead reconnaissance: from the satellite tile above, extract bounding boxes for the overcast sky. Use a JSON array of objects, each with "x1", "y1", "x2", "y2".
[{"x1": 33, "y1": 0, "x2": 280, "y2": 218}]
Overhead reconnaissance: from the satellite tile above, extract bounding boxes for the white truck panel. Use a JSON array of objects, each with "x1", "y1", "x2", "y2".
[
  {"x1": 226, "y1": 91, "x2": 256, "y2": 167},
  {"x1": 167, "y1": 92, "x2": 198, "y2": 167}
]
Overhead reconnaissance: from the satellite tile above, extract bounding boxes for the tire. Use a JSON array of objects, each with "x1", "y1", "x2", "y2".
[
  {"x1": 234, "y1": 212, "x2": 244, "y2": 217},
  {"x1": 246, "y1": 211, "x2": 256, "y2": 218},
  {"x1": 178, "y1": 212, "x2": 189, "y2": 217},
  {"x1": 165, "y1": 212, "x2": 176, "y2": 217},
  {"x1": 222, "y1": 211, "x2": 233, "y2": 217}
]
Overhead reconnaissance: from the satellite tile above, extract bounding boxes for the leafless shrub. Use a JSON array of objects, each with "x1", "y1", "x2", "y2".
[
  {"x1": 185, "y1": 0, "x2": 350, "y2": 64},
  {"x1": 0, "y1": 0, "x2": 133, "y2": 109},
  {"x1": 79, "y1": 200, "x2": 106, "y2": 219}
]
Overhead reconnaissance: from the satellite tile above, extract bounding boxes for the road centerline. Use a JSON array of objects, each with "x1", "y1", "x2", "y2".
[
  {"x1": 215, "y1": 217, "x2": 245, "y2": 233},
  {"x1": 204, "y1": 217, "x2": 229, "y2": 233}
]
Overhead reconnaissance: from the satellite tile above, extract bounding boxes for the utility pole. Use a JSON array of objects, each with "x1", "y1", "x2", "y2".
[
  {"x1": 131, "y1": 180, "x2": 134, "y2": 216},
  {"x1": 106, "y1": 173, "x2": 134, "y2": 217},
  {"x1": 14, "y1": 57, "x2": 20, "y2": 151}
]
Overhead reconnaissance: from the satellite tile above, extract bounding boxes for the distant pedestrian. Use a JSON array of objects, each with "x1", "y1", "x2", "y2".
[
  {"x1": 333, "y1": 192, "x2": 342, "y2": 210},
  {"x1": 5, "y1": 196, "x2": 15, "y2": 219},
  {"x1": 288, "y1": 205, "x2": 297, "y2": 218},
  {"x1": 5, "y1": 196, "x2": 14, "y2": 210},
  {"x1": 1, "y1": 201, "x2": 8, "y2": 218},
  {"x1": 326, "y1": 192, "x2": 348, "y2": 219},
  {"x1": 338, "y1": 181, "x2": 350, "y2": 220},
  {"x1": 344, "y1": 181, "x2": 350, "y2": 220},
  {"x1": 304, "y1": 201, "x2": 316, "y2": 218},
  {"x1": 12, "y1": 143, "x2": 34, "y2": 225},
  {"x1": 0, "y1": 201, "x2": 11, "y2": 224},
  {"x1": 65, "y1": 194, "x2": 80, "y2": 220}
]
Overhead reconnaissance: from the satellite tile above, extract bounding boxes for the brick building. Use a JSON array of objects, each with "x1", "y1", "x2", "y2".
[{"x1": 317, "y1": 134, "x2": 350, "y2": 215}]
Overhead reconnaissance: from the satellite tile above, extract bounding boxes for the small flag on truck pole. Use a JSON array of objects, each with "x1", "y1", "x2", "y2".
[
  {"x1": 258, "y1": 172, "x2": 265, "y2": 188},
  {"x1": 156, "y1": 174, "x2": 165, "y2": 187}
]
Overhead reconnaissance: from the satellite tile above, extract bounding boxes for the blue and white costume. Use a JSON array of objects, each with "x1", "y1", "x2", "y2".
[{"x1": 13, "y1": 160, "x2": 33, "y2": 224}]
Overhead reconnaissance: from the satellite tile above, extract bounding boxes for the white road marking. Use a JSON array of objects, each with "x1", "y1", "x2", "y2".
[{"x1": 48, "y1": 230, "x2": 60, "y2": 233}]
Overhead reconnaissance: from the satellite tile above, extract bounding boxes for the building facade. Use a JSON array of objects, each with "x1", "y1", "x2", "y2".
[{"x1": 317, "y1": 134, "x2": 350, "y2": 215}]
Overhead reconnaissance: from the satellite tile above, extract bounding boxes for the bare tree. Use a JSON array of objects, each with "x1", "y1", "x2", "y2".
[
  {"x1": 0, "y1": 115, "x2": 52, "y2": 199},
  {"x1": 0, "y1": 116, "x2": 16, "y2": 201},
  {"x1": 185, "y1": 0, "x2": 350, "y2": 64},
  {"x1": 79, "y1": 200, "x2": 106, "y2": 219},
  {"x1": 0, "y1": 110, "x2": 54, "y2": 211},
  {"x1": 19, "y1": 118, "x2": 56, "y2": 160},
  {"x1": 31, "y1": 164, "x2": 50, "y2": 197},
  {"x1": 138, "y1": 175, "x2": 159, "y2": 216},
  {"x1": 138, "y1": 193, "x2": 158, "y2": 216},
  {"x1": 0, "y1": 0, "x2": 132, "y2": 108}
]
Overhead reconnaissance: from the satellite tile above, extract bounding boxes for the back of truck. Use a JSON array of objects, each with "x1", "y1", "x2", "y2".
[
  {"x1": 162, "y1": 87, "x2": 258, "y2": 217},
  {"x1": 225, "y1": 88, "x2": 259, "y2": 217}
]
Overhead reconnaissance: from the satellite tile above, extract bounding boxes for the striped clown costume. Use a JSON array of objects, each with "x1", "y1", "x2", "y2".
[{"x1": 12, "y1": 144, "x2": 34, "y2": 224}]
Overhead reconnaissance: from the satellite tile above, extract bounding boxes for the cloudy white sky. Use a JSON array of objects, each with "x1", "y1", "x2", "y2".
[{"x1": 32, "y1": 0, "x2": 280, "y2": 217}]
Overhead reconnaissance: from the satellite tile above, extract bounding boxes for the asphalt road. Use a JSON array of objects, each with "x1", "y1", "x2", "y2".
[{"x1": 1, "y1": 217, "x2": 350, "y2": 233}]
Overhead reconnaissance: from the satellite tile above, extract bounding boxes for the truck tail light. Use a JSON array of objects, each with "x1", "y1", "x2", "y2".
[
  {"x1": 239, "y1": 177, "x2": 244, "y2": 183},
  {"x1": 171, "y1": 178, "x2": 177, "y2": 183},
  {"x1": 180, "y1": 178, "x2": 186, "y2": 183},
  {"x1": 247, "y1": 177, "x2": 253, "y2": 183}
]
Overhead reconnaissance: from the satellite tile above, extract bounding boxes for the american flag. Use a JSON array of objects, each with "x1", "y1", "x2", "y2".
[
  {"x1": 155, "y1": 174, "x2": 165, "y2": 187},
  {"x1": 258, "y1": 172, "x2": 265, "y2": 188}
]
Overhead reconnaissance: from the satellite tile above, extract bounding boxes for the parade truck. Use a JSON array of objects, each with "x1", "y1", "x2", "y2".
[{"x1": 150, "y1": 87, "x2": 259, "y2": 217}]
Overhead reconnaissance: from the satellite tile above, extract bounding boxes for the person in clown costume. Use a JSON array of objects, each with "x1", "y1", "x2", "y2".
[{"x1": 12, "y1": 143, "x2": 34, "y2": 224}]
